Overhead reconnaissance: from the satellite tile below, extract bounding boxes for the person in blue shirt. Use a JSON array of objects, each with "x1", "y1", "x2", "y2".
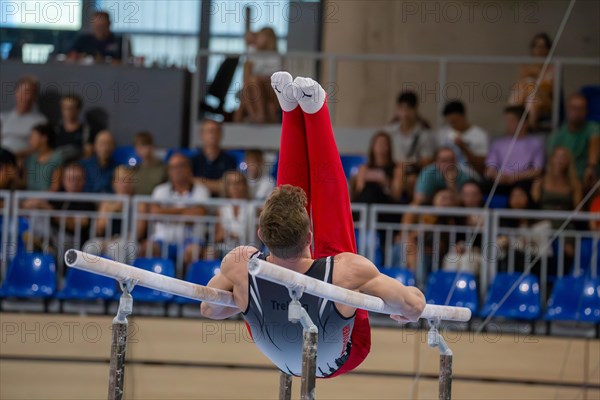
[
  {"x1": 80, "y1": 130, "x2": 116, "y2": 193},
  {"x1": 191, "y1": 119, "x2": 238, "y2": 196}
]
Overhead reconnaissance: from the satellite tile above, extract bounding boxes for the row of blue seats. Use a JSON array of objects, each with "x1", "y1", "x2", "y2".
[{"x1": 1, "y1": 252, "x2": 599, "y2": 324}]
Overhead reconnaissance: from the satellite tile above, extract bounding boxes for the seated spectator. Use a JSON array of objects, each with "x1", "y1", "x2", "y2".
[
  {"x1": 394, "y1": 188, "x2": 461, "y2": 271},
  {"x1": 21, "y1": 163, "x2": 96, "y2": 256},
  {"x1": 132, "y1": 131, "x2": 167, "y2": 195},
  {"x1": 68, "y1": 11, "x2": 131, "y2": 62},
  {"x1": 437, "y1": 100, "x2": 488, "y2": 178},
  {"x1": 352, "y1": 131, "x2": 403, "y2": 203},
  {"x1": 244, "y1": 149, "x2": 274, "y2": 200},
  {"x1": 24, "y1": 124, "x2": 62, "y2": 191},
  {"x1": 234, "y1": 27, "x2": 281, "y2": 123},
  {"x1": 83, "y1": 166, "x2": 146, "y2": 262},
  {"x1": 547, "y1": 94, "x2": 600, "y2": 191},
  {"x1": 413, "y1": 147, "x2": 472, "y2": 205},
  {"x1": 0, "y1": 147, "x2": 23, "y2": 192},
  {"x1": 192, "y1": 120, "x2": 237, "y2": 196},
  {"x1": 55, "y1": 94, "x2": 91, "y2": 162},
  {"x1": 508, "y1": 33, "x2": 554, "y2": 130},
  {"x1": 443, "y1": 181, "x2": 486, "y2": 275},
  {"x1": 147, "y1": 153, "x2": 210, "y2": 266},
  {"x1": 485, "y1": 106, "x2": 544, "y2": 194},
  {"x1": 532, "y1": 146, "x2": 582, "y2": 217},
  {"x1": 0, "y1": 76, "x2": 47, "y2": 156},
  {"x1": 215, "y1": 171, "x2": 252, "y2": 253},
  {"x1": 497, "y1": 185, "x2": 552, "y2": 275},
  {"x1": 384, "y1": 91, "x2": 436, "y2": 201},
  {"x1": 80, "y1": 130, "x2": 116, "y2": 193}
]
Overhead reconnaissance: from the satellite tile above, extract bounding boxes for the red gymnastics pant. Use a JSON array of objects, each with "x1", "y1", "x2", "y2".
[{"x1": 276, "y1": 101, "x2": 372, "y2": 378}]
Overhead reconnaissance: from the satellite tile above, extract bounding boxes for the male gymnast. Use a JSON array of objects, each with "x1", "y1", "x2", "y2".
[{"x1": 201, "y1": 72, "x2": 426, "y2": 378}]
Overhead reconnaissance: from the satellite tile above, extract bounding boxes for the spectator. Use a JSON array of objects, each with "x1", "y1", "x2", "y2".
[
  {"x1": 55, "y1": 94, "x2": 91, "y2": 162},
  {"x1": 0, "y1": 147, "x2": 22, "y2": 192},
  {"x1": 385, "y1": 91, "x2": 436, "y2": 201},
  {"x1": 21, "y1": 163, "x2": 96, "y2": 255},
  {"x1": 460, "y1": 180, "x2": 484, "y2": 209},
  {"x1": 244, "y1": 149, "x2": 274, "y2": 200},
  {"x1": 215, "y1": 171, "x2": 252, "y2": 253},
  {"x1": 413, "y1": 147, "x2": 472, "y2": 205},
  {"x1": 234, "y1": 27, "x2": 281, "y2": 123},
  {"x1": 352, "y1": 131, "x2": 403, "y2": 203},
  {"x1": 395, "y1": 188, "x2": 461, "y2": 271},
  {"x1": 80, "y1": 130, "x2": 116, "y2": 193},
  {"x1": 547, "y1": 94, "x2": 600, "y2": 191},
  {"x1": 24, "y1": 124, "x2": 62, "y2": 191},
  {"x1": 147, "y1": 153, "x2": 210, "y2": 266},
  {"x1": 191, "y1": 120, "x2": 237, "y2": 196},
  {"x1": 532, "y1": 146, "x2": 582, "y2": 215},
  {"x1": 131, "y1": 131, "x2": 167, "y2": 195},
  {"x1": 68, "y1": 11, "x2": 131, "y2": 62},
  {"x1": 0, "y1": 75, "x2": 47, "y2": 156},
  {"x1": 485, "y1": 106, "x2": 544, "y2": 194},
  {"x1": 83, "y1": 165, "x2": 146, "y2": 262},
  {"x1": 437, "y1": 100, "x2": 489, "y2": 178},
  {"x1": 508, "y1": 33, "x2": 554, "y2": 130}
]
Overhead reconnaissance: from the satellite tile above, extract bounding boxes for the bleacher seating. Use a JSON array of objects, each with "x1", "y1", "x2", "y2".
[
  {"x1": 480, "y1": 273, "x2": 541, "y2": 320},
  {"x1": 380, "y1": 267, "x2": 416, "y2": 287},
  {"x1": 175, "y1": 259, "x2": 221, "y2": 304},
  {"x1": 0, "y1": 253, "x2": 57, "y2": 299},
  {"x1": 127, "y1": 258, "x2": 175, "y2": 302},
  {"x1": 56, "y1": 267, "x2": 116, "y2": 301},
  {"x1": 340, "y1": 155, "x2": 367, "y2": 181},
  {"x1": 425, "y1": 270, "x2": 478, "y2": 313},
  {"x1": 113, "y1": 145, "x2": 141, "y2": 167},
  {"x1": 546, "y1": 275, "x2": 600, "y2": 323}
]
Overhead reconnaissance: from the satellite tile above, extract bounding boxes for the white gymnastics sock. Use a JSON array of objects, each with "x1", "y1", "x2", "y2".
[
  {"x1": 294, "y1": 76, "x2": 326, "y2": 114},
  {"x1": 271, "y1": 71, "x2": 298, "y2": 112}
]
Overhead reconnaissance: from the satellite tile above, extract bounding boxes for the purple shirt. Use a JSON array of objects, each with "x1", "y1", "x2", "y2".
[{"x1": 486, "y1": 135, "x2": 544, "y2": 174}]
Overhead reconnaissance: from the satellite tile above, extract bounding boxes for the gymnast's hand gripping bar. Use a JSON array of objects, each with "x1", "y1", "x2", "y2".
[{"x1": 64, "y1": 249, "x2": 472, "y2": 322}]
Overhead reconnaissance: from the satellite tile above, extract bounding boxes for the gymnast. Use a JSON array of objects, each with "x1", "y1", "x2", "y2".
[{"x1": 201, "y1": 72, "x2": 426, "y2": 378}]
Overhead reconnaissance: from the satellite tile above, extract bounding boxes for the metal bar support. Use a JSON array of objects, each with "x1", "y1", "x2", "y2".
[
  {"x1": 108, "y1": 279, "x2": 136, "y2": 400},
  {"x1": 287, "y1": 286, "x2": 318, "y2": 400},
  {"x1": 428, "y1": 319, "x2": 453, "y2": 400}
]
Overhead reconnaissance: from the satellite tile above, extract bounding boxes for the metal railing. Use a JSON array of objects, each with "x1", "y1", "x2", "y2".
[
  {"x1": 10, "y1": 191, "x2": 130, "y2": 276},
  {"x1": 1, "y1": 191, "x2": 598, "y2": 310},
  {"x1": 191, "y1": 49, "x2": 600, "y2": 131}
]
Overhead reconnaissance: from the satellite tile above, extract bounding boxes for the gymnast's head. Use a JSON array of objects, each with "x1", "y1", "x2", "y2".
[{"x1": 258, "y1": 185, "x2": 312, "y2": 260}]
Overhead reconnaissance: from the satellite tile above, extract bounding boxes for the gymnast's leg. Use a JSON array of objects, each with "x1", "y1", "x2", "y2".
[
  {"x1": 295, "y1": 76, "x2": 371, "y2": 378},
  {"x1": 271, "y1": 72, "x2": 311, "y2": 206}
]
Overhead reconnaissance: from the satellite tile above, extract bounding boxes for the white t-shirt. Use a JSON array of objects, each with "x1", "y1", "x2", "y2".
[
  {"x1": 1, "y1": 109, "x2": 47, "y2": 153},
  {"x1": 437, "y1": 125, "x2": 489, "y2": 178},
  {"x1": 218, "y1": 203, "x2": 253, "y2": 249},
  {"x1": 150, "y1": 182, "x2": 210, "y2": 242},
  {"x1": 247, "y1": 174, "x2": 275, "y2": 200},
  {"x1": 384, "y1": 122, "x2": 436, "y2": 163}
]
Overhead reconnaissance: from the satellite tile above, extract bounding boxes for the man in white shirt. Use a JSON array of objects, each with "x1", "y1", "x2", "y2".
[
  {"x1": 437, "y1": 100, "x2": 489, "y2": 179},
  {"x1": 0, "y1": 76, "x2": 47, "y2": 156},
  {"x1": 148, "y1": 153, "x2": 210, "y2": 266}
]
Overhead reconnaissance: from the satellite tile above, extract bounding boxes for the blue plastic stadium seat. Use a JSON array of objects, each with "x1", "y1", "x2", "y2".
[
  {"x1": 581, "y1": 85, "x2": 600, "y2": 122},
  {"x1": 226, "y1": 149, "x2": 246, "y2": 170},
  {"x1": 175, "y1": 259, "x2": 221, "y2": 304},
  {"x1": 572, "y1": 238, "x2": 600, "y2": 277},
  {"x1": 546, "y1": 276, "x2": 600, "y2": 323},
  {"x1": 0, "y1": 253, "x2": 56, "y2": 298},
  {"x1": 124, "y1": 258, "x2": 175, "y2": 302},
  {"x1": 425, "y1": 270, "x2": 478, "y2": 313},
  {"x1": 380, "y1": 267, "x2": 416, "y2": 287},
  {"x1": 480, "y1": 273, "x2": 541, "y2": 320},
  {"x1": 340, "y1": 155, "x2": 367, "y2": 181},
  {"x1": 113, "y1": 146, "x2": 141, "y2": 167},
  {"x1": 57, "y1": 268, "x2": 116, "y2": 300},
  {"x1": 484, "y1": 194, "x2": 509, "y2": 209},
  {"x1": 164, "y1": 148, "x2": 199, "y2": 163}
]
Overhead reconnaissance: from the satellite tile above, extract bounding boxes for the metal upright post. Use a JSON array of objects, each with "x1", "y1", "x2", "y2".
[
  {"x1": 108, "y1": 280, "x2": 135, "y2": 400},
  {"x1": 287, "y1": 286, "x2": 318, "y2": 400},
  {"x1": 428, "y1": 319, "x2": 453, "y2": 400},
  {"x1": 278, "y1": 372, "x2": 293, "y2": 400}
]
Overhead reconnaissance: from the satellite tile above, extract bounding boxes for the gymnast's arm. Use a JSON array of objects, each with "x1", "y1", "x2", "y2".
[
  {"x1": 334, "y1": 253, "x2": 426, "y2": 322},
  {"x1": 200, "y1": 246, "x2": 255, "y2": 320}
]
